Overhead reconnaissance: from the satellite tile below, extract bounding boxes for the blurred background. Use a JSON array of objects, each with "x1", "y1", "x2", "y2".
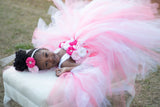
[{"x1": 0, "y1": 0, "x2": 160, "y2": 106}]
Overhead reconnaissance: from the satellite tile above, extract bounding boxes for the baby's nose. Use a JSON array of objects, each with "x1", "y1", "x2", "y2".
[{"x1": 48, "y1": 56, "x2": 53, "y2": 62}]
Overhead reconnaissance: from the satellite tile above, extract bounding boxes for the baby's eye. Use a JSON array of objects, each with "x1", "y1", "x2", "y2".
[
  {"x1": 45, "y1": 53, "x2": 48, "y2": 57},
  {"x1": 45, "y1": 62, "x2": 48, "y2": 67}
]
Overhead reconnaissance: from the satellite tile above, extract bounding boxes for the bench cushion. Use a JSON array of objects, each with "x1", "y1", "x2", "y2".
[{"x1": 3, "y1": 66, "x2": 58, "y2": 107}]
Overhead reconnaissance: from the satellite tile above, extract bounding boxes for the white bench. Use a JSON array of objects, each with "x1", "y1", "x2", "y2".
[
  {"x1": 3, "y1": 66, "x2": 134, "y2": 107},
  {"x1": 3, "y1": 66, "x2": 58, "y2": 107}
]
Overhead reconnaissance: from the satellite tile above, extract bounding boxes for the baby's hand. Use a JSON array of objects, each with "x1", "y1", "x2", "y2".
[
  {"x1": 55, "y1": 68, "x2": 67, "y2": 77},
  {"x1": 55, "y1": 67, "x2": 74, "y2": 77}
]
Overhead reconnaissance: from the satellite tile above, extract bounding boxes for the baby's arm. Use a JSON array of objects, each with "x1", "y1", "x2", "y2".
[
  {"x1": 56, "y1": 67, "x2": 74, "y2": 76},
  {"x1": 56, "y1": 62, "x2": 80, "y2": 76},
  {"x1": 62, "y1": 61, "x2": 80, "y2": 68}
]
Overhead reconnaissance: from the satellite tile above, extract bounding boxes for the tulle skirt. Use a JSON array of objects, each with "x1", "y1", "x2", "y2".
[{"x1": 32, "y1": 0, "x2": 160, "y2": 106}]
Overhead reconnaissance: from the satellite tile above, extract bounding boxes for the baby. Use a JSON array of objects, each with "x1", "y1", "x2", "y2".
[{"x1": 14, "y1": 48, "x2": 79, "y2": 76}]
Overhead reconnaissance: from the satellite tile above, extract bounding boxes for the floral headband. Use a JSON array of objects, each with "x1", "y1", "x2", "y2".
[{"x1": 26, "y1": 48, "x2": 39, "y2": 73}]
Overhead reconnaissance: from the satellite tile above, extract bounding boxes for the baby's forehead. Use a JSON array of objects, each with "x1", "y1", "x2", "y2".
[
  {"x1": 36, "y1": 49, "x2": 48, "y2": 56},
  {"x1": 34, "y1": 50, "x2": 46, "y2": 61},
  {"x1": 34, "y1": 50, "x2": 47, "y2": 69},
  {"x1": 36, "y1": 59, "x2": 45, "y2": 70}
]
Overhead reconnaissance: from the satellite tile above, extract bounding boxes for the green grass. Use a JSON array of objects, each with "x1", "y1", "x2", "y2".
[
  {"x1": 0, "y1": 0, "x2": 52, "y2": 106},
  {"x1": 0, "y1": 0, "x2": 52, "y2": 57},
  {"x1": 14, "y1": 43, "x2": 34, "y2": 50}
]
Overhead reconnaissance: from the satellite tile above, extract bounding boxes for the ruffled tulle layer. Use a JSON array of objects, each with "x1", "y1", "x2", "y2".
[{"x1": 32, "y1": 0, "x2": 160, "y2": 106}]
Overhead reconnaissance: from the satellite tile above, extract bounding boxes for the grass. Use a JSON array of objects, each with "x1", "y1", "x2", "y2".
[
  {"x1": 0, "y1": 0, "x2": 160, "y2": 107},
  {"x1": 0, "y1": 0, "x2": 52, "y2": 57},
  {"x1": 132, "y1": 70, "x2": 160, "y2": 106},
  {"x1": 0, "y1": 0, "x2": 52, "y2": 106},
  {"x1": 14, "y1": 43, "x2": 34, "y2": 50}
]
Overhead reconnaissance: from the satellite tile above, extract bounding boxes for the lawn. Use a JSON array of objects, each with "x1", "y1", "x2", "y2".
[{"x1": 0, "y1": 0, "x2": 160, "y2": 107}]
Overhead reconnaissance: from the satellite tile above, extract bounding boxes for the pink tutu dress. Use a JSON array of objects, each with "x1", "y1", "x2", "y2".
[{"x1": 32, "y1": 0, "x2": 160, "y2": 106}]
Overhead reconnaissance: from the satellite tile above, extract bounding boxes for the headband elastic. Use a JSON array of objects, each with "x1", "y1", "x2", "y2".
[{"x1": 31, "y1": 48, "x2": 39, "y2": 58}]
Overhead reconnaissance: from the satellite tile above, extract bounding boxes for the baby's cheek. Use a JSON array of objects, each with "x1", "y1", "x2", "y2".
[{"x1": 49, "y1": 63, "x2": 53, "y2": 68}]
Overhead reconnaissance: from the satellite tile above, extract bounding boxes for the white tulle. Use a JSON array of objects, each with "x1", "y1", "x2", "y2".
[{"x1": 32, "y1": 0, "x2": 160, "y2": 106}]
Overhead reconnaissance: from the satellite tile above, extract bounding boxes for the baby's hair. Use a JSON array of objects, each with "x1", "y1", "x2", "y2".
[{"x1": 13, "y1": 49, "x2": 39, "y2": 71}]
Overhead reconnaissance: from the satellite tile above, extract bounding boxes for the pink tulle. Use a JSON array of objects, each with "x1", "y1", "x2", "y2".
[{"x1": 32, "y1": 0, "x2": 160, "y2": 106}]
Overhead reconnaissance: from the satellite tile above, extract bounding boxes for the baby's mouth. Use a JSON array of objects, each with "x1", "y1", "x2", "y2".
[
  {"x1": 52, "y1": 54, "x2": 58, "y2": 63},
  {"x1": 55, "y1": 54, "x2": 59, "y2": 61}
]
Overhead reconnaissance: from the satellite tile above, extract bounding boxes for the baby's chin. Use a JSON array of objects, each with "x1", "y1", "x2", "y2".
[
  {"x1": 52, "y1": 54, "x2": 59, "y2": 66},
  {"x1": 55, "y1": 54, "x2": 60, "y2": 62}
]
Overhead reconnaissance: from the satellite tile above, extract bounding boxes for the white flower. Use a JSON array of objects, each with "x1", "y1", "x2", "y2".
[
  {"x1": 63, "y1": 42, "x2": 70, "y2": 50},
  {"x1": 73, "y1": 45, "x2": 78, "y2": 49},
  {"x1": 69, "y1": 38, "x2": 74, "y2": 42},
  {"x1": 61, "y1": 43, "x2": 65, "y2": 47},
  {"x1": 77, "y1": 47, "x2": 87, "y2": 57},
  {"x1": 71, "y1": 51, "x2": 81, "y2": 60}
]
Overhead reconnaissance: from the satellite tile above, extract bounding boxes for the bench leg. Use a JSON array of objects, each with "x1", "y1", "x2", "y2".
[
  {"x1": 3, "y1": 95, "x2": 11, "y2": 107},
  {"x1": 126, "y1": 94, "x2": 134, "y2": 107}
]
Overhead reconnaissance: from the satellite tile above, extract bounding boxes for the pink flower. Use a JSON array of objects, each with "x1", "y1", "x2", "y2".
[
  {"x1": 26, "y1": 57, "x2": 36, "y2": 68},
  {"x1": 59, "y1": 41, "x2": 65, "y2": 48},
  {"x1": 66, "y1": 46, "x2": 76, "y2": 55},
  {"x1": 69, "y1": 40, "x2": 77, "y2": 46}
]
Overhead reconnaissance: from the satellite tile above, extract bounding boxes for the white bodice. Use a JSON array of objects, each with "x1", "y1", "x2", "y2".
[
  {"x1": 58, "y1": 53, "x2": 70, "y2": 68},
  {"x1": 54, "y1": 48, "x2": 70, "y2": 68}
]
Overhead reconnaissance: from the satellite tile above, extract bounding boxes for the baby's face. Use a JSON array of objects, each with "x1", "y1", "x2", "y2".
[{"x1": 35, "y1": 49, "x2": 59, "y2": 70}]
